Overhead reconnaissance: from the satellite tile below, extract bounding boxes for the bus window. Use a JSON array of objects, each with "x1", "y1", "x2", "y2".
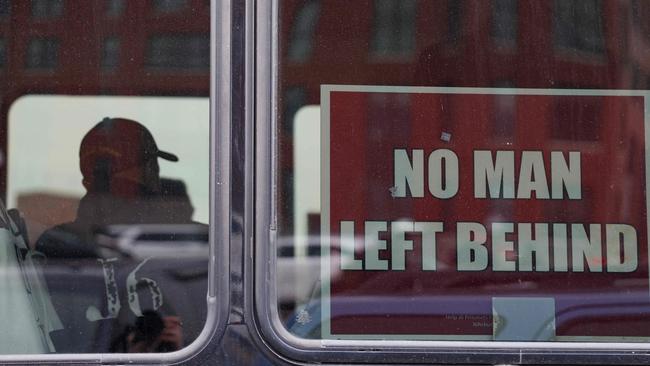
[
  {"x1": 259, "y1": 0, "x2": 650, "y2": 362},
  {"x1": 0, "y1": 1, "x2": 212, "y2": 355}
]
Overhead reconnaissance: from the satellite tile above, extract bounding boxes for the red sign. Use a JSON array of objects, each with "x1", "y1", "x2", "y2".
[{"x1": 321, "y1": 86, "x2": 649, "y2": 341}]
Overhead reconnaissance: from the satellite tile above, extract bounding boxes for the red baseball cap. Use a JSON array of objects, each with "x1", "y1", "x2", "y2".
[{"x1": 79, "y1": 117, "x2": 178, "y2": 181}]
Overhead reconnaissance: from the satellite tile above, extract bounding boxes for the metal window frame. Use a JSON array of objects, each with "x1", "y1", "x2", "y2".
[
  {"x1": 252, "y1": 1, "x2": 650, "y2": 364},
  {"x1": 0, "y1": 0, "x2": 228, "y2": 364}
]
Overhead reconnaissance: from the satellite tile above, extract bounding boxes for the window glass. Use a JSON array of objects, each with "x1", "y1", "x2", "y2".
[
  {"x1": 105, "y1": 0, "x2": 124, "y2": 18},
  {"x1": 554, "y1": 0, "x2": 604, "y2": 56},
  {"x1": 25, "y1": 38, "x2": 58, "y2": 69},
  {"x1": 0, "y1": 0, "x2": 10, "y2": 18},
  {"x1": 0, "y1": 39, "x2": 5, "y2": 68},
  {"x1": 145, "y1": 35, "x2": 210, "y2": 70},
  {"x1": 0, "y1": 1, "x2": 210, "y2": 354},
  {"x1": 152, "y1": 0, "x2": 187, "y2": 13},
  {"x1": 491, "y1": 0, "x2": 517, "y2": 47},
  {"x1": 287, "y1": 0, "x2": 320, "y2": 63},
  {"x1": 446, "y1": 0, "x2": 462, "y2": 44},
  {"x1": 31, "y1": 0, "x2": 63, "y2": 19},
  {"x1": 274, "y1": 0, "x2": 650, "y2": 346},
  {"x1": 101, "y1": 37, "x2": 120, "y2": 70},
  {"x1": 370, "y1": 0, "x2": 416, "y2": 59}
]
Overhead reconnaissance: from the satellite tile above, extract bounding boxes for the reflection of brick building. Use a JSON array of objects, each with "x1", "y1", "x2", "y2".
[
  {"x1": 281, "y1": 0, "x2": 643, "y2": 101},
  {"x1": 17, "y1": 192, "x2": 79, "y2": 243},
  {"x1": 0, "y1": 0, "x2": 210, "y2": 197},
  {"x1": 278, "y1": 1, "x2": 650, "y2": 335},
  {"x1": 279, "y1": 0, "x2": 649, "y2": 236}
]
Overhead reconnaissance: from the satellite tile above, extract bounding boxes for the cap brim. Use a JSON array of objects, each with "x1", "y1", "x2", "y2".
[{"x1": 157, "y1": 150, "x2": 179, "y2": 162}]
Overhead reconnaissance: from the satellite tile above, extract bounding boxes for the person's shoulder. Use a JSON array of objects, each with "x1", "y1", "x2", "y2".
[
  {"x1": 37, "y1": 222, "x2": 78, "y2": 243},
  {"x1": 35, "y1": 221, "x2": 96, "y2": 258}
]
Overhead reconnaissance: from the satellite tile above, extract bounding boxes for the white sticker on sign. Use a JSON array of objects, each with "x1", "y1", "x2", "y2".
[{"x1": 492, "y1": 297, "x2": 555, "y2": 341}]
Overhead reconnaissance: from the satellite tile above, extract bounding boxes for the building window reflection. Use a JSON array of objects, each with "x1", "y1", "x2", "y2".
[
  {"x1": 491, "y1": 0, "x2": 517, "y2": 47},
  {"x1": 0, "y1": 0, "x2": 10, "y2": 18},
  {"x1": 152, "y1": 0, "x2": 186, "y2": 13},
  {"x1": 0, "y1": 39, "x2": 5, "y2": 68},
  {"x1": 105, "y1": 0, "x2": 124, "y2": 17},
  {"x1": 551, "y1": 96, "x2": 601, "y2": 141},
  {"x1": 145, "y1": 34, "x2": 209, "y2": 70},
  {"x1": 287, "y1": 0, "x2": 320, "y2": 63},
  {"x1": 447, "y1": 0, "x2": 462, "y2": 44},
  {"x1": 554, "y1": 0, "x2": 604, "y2": 55},
  {"x1": 493, "y1": 94, "x2": 516, "y2": 139},
  {"x1": 284, "y1": 87, "x2": 306, "y2": 134},
  {"x1": 101, "y1": 37, "x2": 120, "y2": 70},
  {"x1": 26, "y1": 38, "x2": 58, "y2": 69},
  {"x1": 370, "y1": 0, "x2": 417, "y2": 59},
  {"x1": 31, "y1": 0, "x2": 63, "y2": 19}
]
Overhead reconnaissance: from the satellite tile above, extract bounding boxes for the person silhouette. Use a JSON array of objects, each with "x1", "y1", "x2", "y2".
[
  {"x1": 36, "y1": 117, "x2": 180, "y2": 258},
  {"x1": 34, "y1": 117, "x2": 189, "y2": 353}
]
